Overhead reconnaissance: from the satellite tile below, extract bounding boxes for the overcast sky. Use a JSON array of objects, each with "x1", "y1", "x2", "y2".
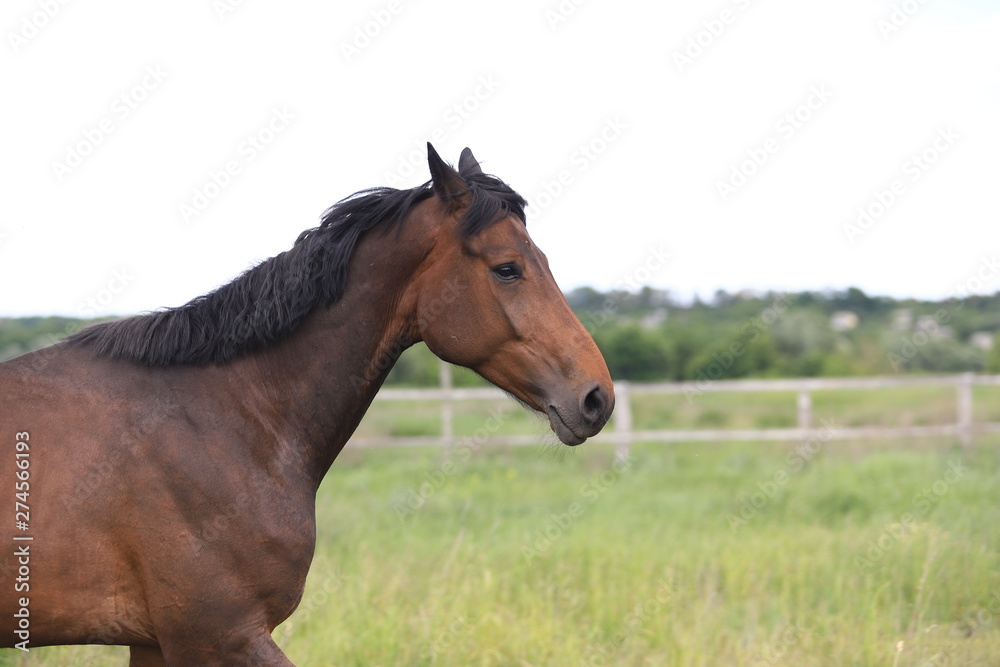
[{"x1": 1, "y1": 0, "x2": 998, "y2": 318}]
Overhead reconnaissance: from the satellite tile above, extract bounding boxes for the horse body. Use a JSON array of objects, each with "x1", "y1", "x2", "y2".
[{"x1": 0, "y1": 146, "x2": 613, "y2": 664}]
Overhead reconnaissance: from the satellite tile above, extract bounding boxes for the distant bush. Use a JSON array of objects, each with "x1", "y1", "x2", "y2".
[{"x1": 4, "y1": 286, "x2": 999, "y2": 382}]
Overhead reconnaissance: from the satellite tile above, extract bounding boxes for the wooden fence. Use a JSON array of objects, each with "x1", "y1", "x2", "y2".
[{"x1": 352, "y1": 366, "x2": 1000, "y2": 459}]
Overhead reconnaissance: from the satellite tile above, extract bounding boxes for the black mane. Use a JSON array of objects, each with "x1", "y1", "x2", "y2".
[{"x1": 67, "y1": 167, "x2": 527, "y2": 367}]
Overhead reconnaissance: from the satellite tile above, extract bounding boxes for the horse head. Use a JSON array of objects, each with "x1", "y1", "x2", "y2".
[{"x1": 407, "y1": 144, "x2": 614, "y2": 445}]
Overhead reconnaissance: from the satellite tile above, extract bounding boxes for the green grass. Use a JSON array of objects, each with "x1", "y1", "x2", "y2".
[
  {"x1": 811, "y1": 386, "x2": 959, "y2": 428},
  {"x1": 291, "y1": 439, "x2": 1000, "y2": 666},
  {"x1": 631, "y1": 390, "x2": 800, "y2": 430},
  {"x1": 974, "y1": 386, "x2": 1000, "y2": 423},
  {"x1": 352, "y1": 398, "x2": 549, "y2": 441},
  {"x1": 7, "y1": 433, "x2": 1000, "y2": 666},
  {"x1": 355, "y1": 382, "x2": 1000, "y2": 439}
]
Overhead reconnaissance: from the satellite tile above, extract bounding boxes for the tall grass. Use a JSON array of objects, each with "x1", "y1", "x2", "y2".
[{"x1": 290, "y1": 438, "x2": 1000, "y2": 666}]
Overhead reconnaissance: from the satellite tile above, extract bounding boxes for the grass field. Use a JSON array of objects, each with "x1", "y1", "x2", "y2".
[{"x1": 5, "y1": 386, "x2": 1000, "y2": 666}]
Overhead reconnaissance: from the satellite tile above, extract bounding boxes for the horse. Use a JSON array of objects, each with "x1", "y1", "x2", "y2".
[{"x1": 0, "y1": 144, "x2": 614, "y2": 665}]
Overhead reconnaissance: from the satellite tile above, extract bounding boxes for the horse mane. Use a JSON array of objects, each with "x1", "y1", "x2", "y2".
[{"x1": 67, "y1": 167, "x2": 527, "y2": 367}]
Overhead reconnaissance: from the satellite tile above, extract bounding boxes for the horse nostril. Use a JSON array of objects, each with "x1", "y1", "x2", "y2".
[{"x1": 582, "y1": 385, "x2": 608, "y2": 423}]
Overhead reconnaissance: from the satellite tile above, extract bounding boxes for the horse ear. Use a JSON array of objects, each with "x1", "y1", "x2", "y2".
[
  {"x1": 457, "y1": 147, "x2": 484, "y2": 177},
  {"x1": 427, "y1": 143, "x2": 468, "y2": 204}
]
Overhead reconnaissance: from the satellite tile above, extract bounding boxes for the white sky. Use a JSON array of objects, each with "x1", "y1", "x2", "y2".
[{"x1": 1, "y1": 0, "x2": 999, "y2": 317}]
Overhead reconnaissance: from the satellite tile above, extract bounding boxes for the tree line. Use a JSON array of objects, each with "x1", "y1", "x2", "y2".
[{"x1": 3, "y1": 286, "x2": 1000, "y2": 384}]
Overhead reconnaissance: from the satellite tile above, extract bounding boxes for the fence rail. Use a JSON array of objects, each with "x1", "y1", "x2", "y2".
[{"x1": 351, "y1": 368, "x2": 1000, "y2": 456}]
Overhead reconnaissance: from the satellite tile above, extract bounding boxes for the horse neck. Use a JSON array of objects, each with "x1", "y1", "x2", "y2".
[{"x1": 228, "y1": 228, "x2": 426, "y2": 486}]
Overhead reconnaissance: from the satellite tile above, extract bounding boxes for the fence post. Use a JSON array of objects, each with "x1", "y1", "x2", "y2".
[
  {"x1": 957, "y1": 372, "x2": 973, "y2": 447},
  {"x1": 440, "y1": 360, "x2": 454, "y2": 450},
  {"x1": 797, "y1": 386, "x2": 812, "y2": 434},
  {"x1": 614, "y1": 381, "x2": 632, "y2": 464}
]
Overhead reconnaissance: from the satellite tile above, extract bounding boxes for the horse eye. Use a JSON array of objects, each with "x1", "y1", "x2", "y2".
[{"x1": 493, "y1": 263, "x2": 521, "y2": 281}]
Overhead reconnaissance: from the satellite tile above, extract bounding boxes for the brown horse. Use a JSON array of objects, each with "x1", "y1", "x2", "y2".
[{"x1": 0, "y1": 145, "x2": 613, "y2": 665}]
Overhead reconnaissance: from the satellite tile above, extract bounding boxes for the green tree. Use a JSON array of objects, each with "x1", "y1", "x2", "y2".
[{"x1": 594, "y1": 325, "x2": 672, "y2": 381}]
